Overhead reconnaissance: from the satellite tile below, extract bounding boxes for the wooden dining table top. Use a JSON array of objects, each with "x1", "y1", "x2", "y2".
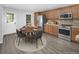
[{"x1": 20, "y1": 26, "x2": 38, "y2": 33}]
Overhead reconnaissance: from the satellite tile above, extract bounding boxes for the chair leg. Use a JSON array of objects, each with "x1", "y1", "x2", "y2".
[
  {"x1": 36, "y1": 39, "x2": 38, "y2": 48},
  {"x1": 40, "y1": 38, "x2": 43, "y2": 45},
  {"x1": 18, "y1": 38, "x2": 20, "y2": 46},
  {"x1": 16, "y1": 37, "x2": 18, "y2": 43},
  {"x1": 30, "y1": 38, "x2": 32, "y2": 43},
  {"x1": 25, "y1": 37, "x2": 27, "y2": 42}
]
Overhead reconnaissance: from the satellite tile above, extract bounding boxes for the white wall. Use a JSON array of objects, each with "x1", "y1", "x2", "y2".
[
  {"x1": 0, "y1": 6, "x2": 3, "y2": 43},
  {"x1": 2, "y1": 7, "x2": 34, "y2": 35},
  {"x1": 0, "y1": 6, "x2": 34, "y2": 43},
  {"x1": 31, "y1": 13, "x2": 34, "y2": 26}
]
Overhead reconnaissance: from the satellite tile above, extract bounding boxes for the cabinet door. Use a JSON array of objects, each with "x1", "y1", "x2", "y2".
[
  {"x1": 52, "y1": 26, "x2": 58, "y2": 36},
  {"x1": 44, "y1": 25, "x2": 47, "y2": 33},
  {"x1": 49, "y1": 25, "x2": 53, "y2": 34},
  {"x1": 45, "y1": 12, "x2": 51, "y2": 19},
  {"x1": 55, "y1": 10, "x2": 60, "y2": 19},
  {"x1": 52, "y1": 10, "x2": 58, "y2": 19},
  {"x1": 63, "y1": 7, "x2": 72, "y2": 13},
  {"x1": 77, "y1": 5, "x2": 79, "y2": 19},
  {"x1": 44, "y1": 25, "x2": 49, "y2": 33},
  {"x1": 72, "y1": 28, "x2": 79, "y2": 42},
  {"x1": 71, "y1": 6, "x2": 78, "y2": 19},
  {"x1": 45, "y1": 11, "x2": 56, "y2": 20}
]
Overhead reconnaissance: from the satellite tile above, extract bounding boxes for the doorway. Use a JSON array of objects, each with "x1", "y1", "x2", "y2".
[
  {"x1": 5, "y1": 12, "x2": 16, "y2": 34},
  {"x1": 26, "y1": 14, "x2": 31, "y2": 26}
]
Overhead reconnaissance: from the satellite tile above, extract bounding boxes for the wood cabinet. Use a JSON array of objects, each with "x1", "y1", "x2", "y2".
[
  {"x1": 45, "y1": 11, "x2": 53, "y2": 20},
  {"x1": 37, "y1": 5, "x2": 79, "y2": 20},
  {"x1": 44, "y1": 24, "x2": 58, "y2": 37},
  {"x1": 71, "y1": 27, "x2": 79, "y2": 42},
  {"x1": 44, "y1": 24, "x2": 49, "y2": 33},
  {"x1": 71, "y1": 6, "x2": 79, "y2": 19},
  {"x1": 63, "y1": 7, "x2": 72, "y2": 13},
  {"x1": 59, "y1": 5, "x2": 79, "y2": 19},
  {"x1": 53, "y1": 10, "x2": 59, "y2": 19},
  {"x1": 43, "y1": 9, "x2": 60, "y2": 20},
  {"x1": 52, "y1": 26, "x2": 58, "y2": 36},
  {"x1": 76, "y1": 6, "x2": 79, "y2": 19}
]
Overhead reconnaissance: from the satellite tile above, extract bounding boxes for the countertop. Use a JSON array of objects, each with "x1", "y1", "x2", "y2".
[
  {"x1": 71, "y1": 26, "x2": 79, "y2": 28},
  {"x1": 45, "y1": 23, "x2": 79, "y2": 28},
  {"x1": 45, "y1": 24, "x2": 58, "y2": 26}
]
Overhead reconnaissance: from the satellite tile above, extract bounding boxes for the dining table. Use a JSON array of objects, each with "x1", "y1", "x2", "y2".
[
  {"x1": 20, "y1": 26, "x2": 39, "y2": 42},
  {"x1": 20, "y1": 26, "x2": 38, "y2": 33}
]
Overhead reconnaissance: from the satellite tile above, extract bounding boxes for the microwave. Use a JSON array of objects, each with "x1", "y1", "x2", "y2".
[{"x1": 59, "y1": 13, "x2": 72, "y2": 20}]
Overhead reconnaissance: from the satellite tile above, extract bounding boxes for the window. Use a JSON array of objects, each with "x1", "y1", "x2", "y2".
[
  {"x1": 7, "y1": 13, "x2": 14, "y2": 23},
  {"x1": 26, "y1": 15, "x2": 31, "y2": 25}
]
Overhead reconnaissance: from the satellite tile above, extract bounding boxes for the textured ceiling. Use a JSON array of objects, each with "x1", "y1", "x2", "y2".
[{"x1": 1, "y1": 4, "x2": 73, "y2": 12}]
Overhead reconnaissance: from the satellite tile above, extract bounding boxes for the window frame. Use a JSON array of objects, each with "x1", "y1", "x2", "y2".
[{"x1": 6, "y1": 12, "x2": 15, "y2": 24}]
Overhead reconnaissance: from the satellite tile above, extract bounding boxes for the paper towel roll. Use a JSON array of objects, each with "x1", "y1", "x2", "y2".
[{"x1": 75, "y1": 34, "x2": 79, "y2": 42}]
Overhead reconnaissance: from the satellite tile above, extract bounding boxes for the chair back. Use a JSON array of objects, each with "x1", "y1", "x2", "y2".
[
  {"x1": 35, "y1": 30, "x2": 43, "y2": 39},
  {"x1": 16, "y1": 29, "x2": 19, "y2": 35},
  {"x1": 16, "y1": 29, "x2": 23, "y2": 37}
]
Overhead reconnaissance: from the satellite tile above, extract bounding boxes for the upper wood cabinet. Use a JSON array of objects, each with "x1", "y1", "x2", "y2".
[
  {"x1": 53, "y1": 10, "x2": 60, "y2": 19},
  {"x1": 35, "y1": 5, "x2": 79, "y2": 22},
  {"x1": 40, "y1": 6, "x2": 74, "y2": 20},
  {"x1": 71, "y1": 6, "x2": 79, "y2": 19},
  {"x1": 59, "y1": 5, "x2": 79, "y2": 19},
  {"x1": 45, "y1": 11, "x2": 52, "y2": 19},
  {"x1": 63, "y1": 7, "x2": 72, "y2": 13},
  {"x1": 58, "y1": 7, "x2": 72, "y2": 16},
  {"x1": 39, "y1": 12, "x2": 46, "y2": 15},
  {"x1": 76, "y1": 5, "x2": 79, "y2": 19},
  {"x1": 45, "y1": 10, "x2": 59, "y2": 20}
]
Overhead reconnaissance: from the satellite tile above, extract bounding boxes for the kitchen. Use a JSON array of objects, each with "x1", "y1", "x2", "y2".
[
  {"x1": 34, "y1": 4, "x2": 79, "y2": 43},
  {"x1": 1, "y1": 0, "x2": 79, "y2": 59},
  {"x1": 0, "y1": 4, "x2": 79, "y2": 54}
]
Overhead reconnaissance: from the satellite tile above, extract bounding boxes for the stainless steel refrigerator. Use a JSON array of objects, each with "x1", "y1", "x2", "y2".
[{"x1": 37, "y1": 15, "x2": 47, "y2": 32}]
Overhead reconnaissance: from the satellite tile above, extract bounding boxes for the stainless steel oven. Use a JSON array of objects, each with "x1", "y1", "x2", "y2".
[{"x1": 58, "y1": 26, "x2": 71, "y2": 41}]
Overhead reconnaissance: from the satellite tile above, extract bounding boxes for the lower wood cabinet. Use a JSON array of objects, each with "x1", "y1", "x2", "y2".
[
  {"x1": 44, "y1": 24, "x2": 49, "y2": 33},
  {"x1": 44, "y1": 24, "x2": 58, "y2": 37},
  {"x1": 71, "y1": 27, "x2": 79, "y2": 42}
]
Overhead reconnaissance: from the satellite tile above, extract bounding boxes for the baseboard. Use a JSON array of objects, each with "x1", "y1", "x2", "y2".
[
  {"x1": 0, "y1": 41, "x2": 3, "y2": 44},
  {"x1": 1, "y1": 33, "x2": 16, "y2": 44},
  {"x1": 0, "y1": 37, "x2": 3, "y2": 44},
  {"x1": 3, "y1": 33, "x2": 16, "y2": 37}
]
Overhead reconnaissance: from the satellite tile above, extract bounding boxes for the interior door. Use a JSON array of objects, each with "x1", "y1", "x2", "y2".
[{"x1": 5, "y1": 12, "x2": 16, "y2": 34}]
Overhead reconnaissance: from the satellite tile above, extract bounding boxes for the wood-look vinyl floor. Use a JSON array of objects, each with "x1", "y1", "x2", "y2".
[{"x1": 0, "y1": 33, "x2": 79, "y2": 54}]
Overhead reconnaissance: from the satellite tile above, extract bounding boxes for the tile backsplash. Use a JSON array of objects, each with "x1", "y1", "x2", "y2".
[
  {"x1": 73, "y1": 20, "x2": 79, "y2": 26},
  {"x1": 60, "y1": 20, "x2": 79, "y2": 26}
]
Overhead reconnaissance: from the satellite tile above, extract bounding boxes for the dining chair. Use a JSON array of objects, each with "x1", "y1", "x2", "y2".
[
  {"x1": 16, "y1": 29, "x2": 26, "y2": 46},
  {"x1": 32, "y1": 30, "x2": 43, "y2": 48}
]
